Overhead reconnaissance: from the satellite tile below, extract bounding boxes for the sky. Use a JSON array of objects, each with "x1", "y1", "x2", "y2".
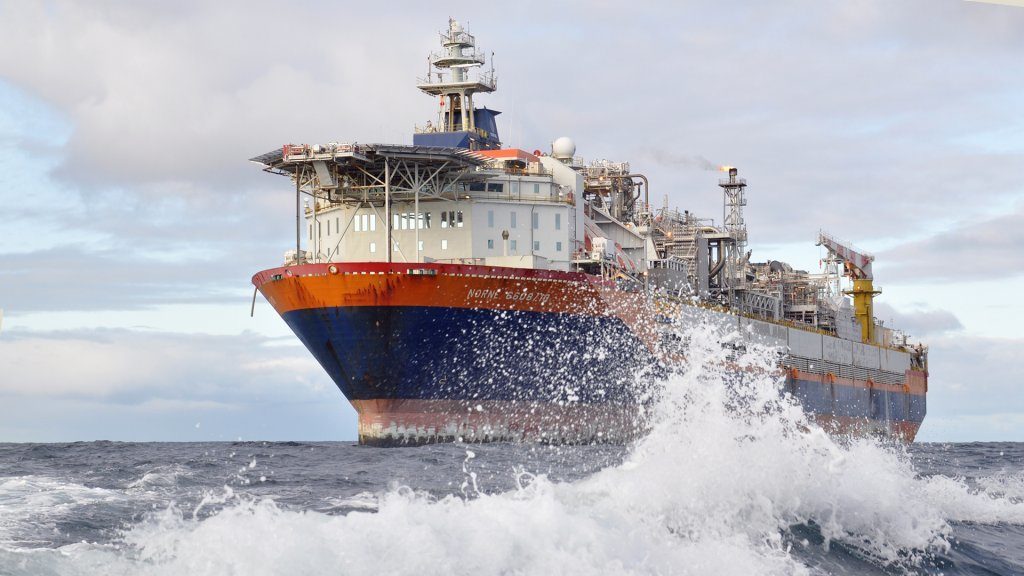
[{"x1": 1, "y1": 0, "x2": 1022, "y2": 442}]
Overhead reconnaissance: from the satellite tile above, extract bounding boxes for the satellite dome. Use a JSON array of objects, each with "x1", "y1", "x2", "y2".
[{"x1": 551, "y1": 136, "x2": 576, "y2": 160}]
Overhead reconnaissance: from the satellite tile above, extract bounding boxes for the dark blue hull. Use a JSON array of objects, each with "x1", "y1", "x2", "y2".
[{"x1": 282, "y1": 305, "x2": 657, "y2": 406}]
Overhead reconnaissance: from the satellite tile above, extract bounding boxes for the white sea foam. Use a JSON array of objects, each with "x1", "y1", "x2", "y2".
[
  {"x1": 0, "y1": 476, "x2": 119, "y2": 547},
  {"x1": 976, "y1": 471, "x2": 1024, "y2": 505},
  {"x1": 126, "y1": 465, "x2": 190, "y2": 493},
  {"x1": 4, "y1": 324, "x2": 1024, "y2": 575}
]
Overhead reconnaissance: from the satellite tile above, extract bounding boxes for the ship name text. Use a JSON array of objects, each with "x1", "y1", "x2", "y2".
[{"x1": 466, "y1": 288, "x2": 551, "y2": 305}]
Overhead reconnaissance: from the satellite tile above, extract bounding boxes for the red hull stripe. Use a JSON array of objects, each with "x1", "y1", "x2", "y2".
[
  {"x1": 254, "y1": 262, "x2": 622, "y2": 316},
  {"x1": 255, "y1": 262, "x2": 659, "y2": 348},
  {"x1": 253, "y1": 262, "x2": 605, "y2": 290},
  {"x1": 788, "y1": 367, "x2": 927, "y2": 396}
]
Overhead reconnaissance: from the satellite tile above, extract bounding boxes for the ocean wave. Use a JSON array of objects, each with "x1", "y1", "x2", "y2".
[{"x1": 3, "y1": 325, "x2": 1022, "y2": 574}]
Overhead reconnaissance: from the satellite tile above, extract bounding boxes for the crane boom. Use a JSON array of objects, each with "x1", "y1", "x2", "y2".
[
  {"x1": 816, "y1": 231, "x2": 880, "y2": 344},
  {"x1": 816, "y1": 231, "x2": 873, "y2": 280}
]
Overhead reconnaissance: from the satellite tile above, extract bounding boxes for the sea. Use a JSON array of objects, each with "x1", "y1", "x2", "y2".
[{"x1": 1, "y1": 328, "x2": 1022, "y2": 575}]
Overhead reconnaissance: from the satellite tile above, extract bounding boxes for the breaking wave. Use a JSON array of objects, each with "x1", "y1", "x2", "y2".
[{"x1": 2, "y1": 325, "x2": 1023, "y2": 575}]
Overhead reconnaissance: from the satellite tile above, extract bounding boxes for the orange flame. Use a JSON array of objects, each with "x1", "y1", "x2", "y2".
[{"x1": 719, "y1": 165, "x2": 735, "y2": 172}]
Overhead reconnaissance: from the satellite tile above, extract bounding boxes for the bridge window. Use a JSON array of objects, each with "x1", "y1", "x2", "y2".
[
  {"x1": 441, "y1": 210, "x2": 458, "y2": 229},
  {"x1": 532, "y1": 212, "x2": 539, "y2": 230},
  {"x1": 468, "y1": 182, "x2": 485, "y2": 192},
  {"x1": 487, "y1": 210, "x2": 494, "y2": 228},
  {"x1": 555, "y1": 213, "x2": 561, "y2": 230},
  {"x1": 396, "y1": 212, "x2": 429, "y2": 230},
  {"x1": 486, "y1": 183, "x2": 503, "y2": 192},
  {"x1": 510, "y1": 212, "x2": 517, "y2": 228}
]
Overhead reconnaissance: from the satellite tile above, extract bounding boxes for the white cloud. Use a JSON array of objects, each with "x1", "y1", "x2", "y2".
[
  {"x1": 0, "y1": 327, "x2": 356, "y2": 441},
  {"x1": 0, "y1": 1, "x2": 1021, "y2": 234},
  {"x1": 0, "y1": 247, "x2": 251, "y2": 312},
  {"x1": 873, "y1": 302, "x2": 963, "y2": 338},
  {"x1": 0, "y1": 2, "x2": 427, "y2": 188},
  {"x1": 918, "y1": 413, "x2": 1024, "y2": 443},
  {"x1": 878, "y1": 206, "x2": 1024, "y2": 282},
  {"x1": 0, "y1": 328, "x2": 331, "y2": 402},
  {"x1": 918, "y1": 333, "x2": 1024, "y2": 440}
]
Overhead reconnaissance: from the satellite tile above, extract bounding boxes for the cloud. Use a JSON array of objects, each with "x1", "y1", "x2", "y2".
[
  {"x1": 918, "y1": 413, "x2": 1024, "y2": 443},
  {"x1": 0, "y1": 327, "x2": 361, "y2": 441},
  {"x1": 0, "y1": 1, "x2": 429, "y2": 190},
  {"x1": 877, "y1": 206, "x2": 1024, "y2": 282},
  {"x1": 0, "y1": 138, "x2": 298, "y2": 314},
  {"x1": 0, "y1": 247, "x2": 253, "y2": 313},
  {"x1": 0, "y1": 328, "x2": 331, "y2": 403},
  {"x1": 873, "y1": 302, "x2": 963, "y2": 337},
  {"x1": 0, "y1": 0, "x2": 1021, "y2": 246},
  {"x1": 0, "y1": 0, "x2": 1020, "y2": 270},
  {"x1": 917, "y1": 333, "x2": 1024, "y2": 441}
]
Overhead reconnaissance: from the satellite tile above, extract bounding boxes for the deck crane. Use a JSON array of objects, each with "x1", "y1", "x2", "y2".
[{"x1": 817, "y1": 231, "x2": 881, "y2": 344}]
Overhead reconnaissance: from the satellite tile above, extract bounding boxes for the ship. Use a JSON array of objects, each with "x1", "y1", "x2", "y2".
[{"x1": 250, "y1": 19, "x2": 928, "y2": 446}]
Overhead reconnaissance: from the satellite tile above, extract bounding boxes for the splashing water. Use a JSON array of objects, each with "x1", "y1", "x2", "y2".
[{"x1": 1, "y1": 325, "x2": 1023, "y2": 575}]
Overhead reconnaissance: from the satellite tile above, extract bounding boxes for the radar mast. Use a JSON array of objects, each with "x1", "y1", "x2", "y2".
[{"x1": 414, "y1": 18, "x2": 501, "y2": 150}]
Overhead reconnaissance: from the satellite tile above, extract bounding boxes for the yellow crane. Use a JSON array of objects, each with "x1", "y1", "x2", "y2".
[{"x1": 817, "y1": 232, "x2": 880, "y2": 343}]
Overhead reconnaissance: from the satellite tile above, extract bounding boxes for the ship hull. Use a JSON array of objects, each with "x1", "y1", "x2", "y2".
[
  {"x1": 254, "y1": 262, "x2": 926, "y2": 445},
  {"x1": 788, "y1": 371, "x2": 926, "y2": 442}
]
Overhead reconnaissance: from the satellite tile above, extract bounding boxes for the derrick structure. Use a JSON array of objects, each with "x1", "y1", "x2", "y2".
[{"x1": 717, "y1": 166, "x2": 753, "y2": 308}]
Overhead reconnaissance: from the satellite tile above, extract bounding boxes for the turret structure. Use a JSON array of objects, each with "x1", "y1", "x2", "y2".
[{"x1": 414, "y1": 19, "x2": 501, "y2": 150}]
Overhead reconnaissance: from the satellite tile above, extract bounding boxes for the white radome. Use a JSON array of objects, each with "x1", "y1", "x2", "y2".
[{"x1": 551, "y1": 136, "x2": 576, "y2": 160}]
